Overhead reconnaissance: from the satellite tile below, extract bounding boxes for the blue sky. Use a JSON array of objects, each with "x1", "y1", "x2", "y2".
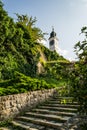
[{"x1": 2, "y1": 0, "x2": 87, "y2": 61}]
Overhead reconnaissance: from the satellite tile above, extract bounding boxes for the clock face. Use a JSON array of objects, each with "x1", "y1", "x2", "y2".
[{"x1": 50, "y1": 40, "x2": 54, "y2": 46}]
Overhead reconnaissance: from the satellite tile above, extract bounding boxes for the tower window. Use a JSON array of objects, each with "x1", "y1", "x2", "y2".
[{"x1": 50, "y1": 40, "x2": 54, "y2": 46}]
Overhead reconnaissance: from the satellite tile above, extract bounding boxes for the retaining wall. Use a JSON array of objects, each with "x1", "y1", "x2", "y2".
[{"x1": 0, "y1": 89, "x2": 56, "y2": 121}]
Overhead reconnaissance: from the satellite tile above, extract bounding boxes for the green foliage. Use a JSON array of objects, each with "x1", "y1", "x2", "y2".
[
  {"x1": 0, "y1": 1, "x2": 68, "y2": 96},
  {"x1": 16, "y1": 14, "x2": 44, "y2": 43},
  {"x1": 0, "y1": 71, "x2": 53, "y2": 96},
  {"x1": 39, "y1": 45, "x2": 69, "y2": 80},
  {"x1": 80, "y1": 122, "x2": 87, "y2": 130},
  {"x1": 0, "y1": 120, "x2": 12, "y2": 127},
  {"x1": 41, "y1": 46, "x2": 61, "y2": 61},
  {"x1": 67, "y1": 27, "x2": 87, "y2": 114},
  {"x1": 0, "y1": 1, "x2": 44, "y2": 80}
]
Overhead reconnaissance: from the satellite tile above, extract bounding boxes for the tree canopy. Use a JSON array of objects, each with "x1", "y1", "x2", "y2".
[
  {"x1": 0, "y1": 1, "x2": 67, "y2": 95},
  {"x1": 67, "y1": 27, "x2": 87, "y2": 114}
]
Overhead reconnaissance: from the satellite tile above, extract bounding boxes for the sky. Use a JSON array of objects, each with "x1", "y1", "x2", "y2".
[{"x1": 2, "y1": 0, "x2": 87, "y2": 61}]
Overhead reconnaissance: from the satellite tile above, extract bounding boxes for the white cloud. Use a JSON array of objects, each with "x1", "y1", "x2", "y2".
[
  {"x1": 58, "y1": 47, "x2": 68, "y2": 56},
  {"x1": 37, "y1": 39, "x2": 47, "y2": 46},
  {"x1": 58, "y1": 48, "x2": 76, "y2": 61},
  {"x1": 41, "y1": 39, "x2": 47, "y2": 45},
  {"x1": 68, "y1": 57, "x2": 74, "y2": 61}
]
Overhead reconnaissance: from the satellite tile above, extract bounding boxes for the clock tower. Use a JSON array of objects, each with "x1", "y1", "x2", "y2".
[{"x1": 49, "y1": 27, "x2": 58, "y2": 52}]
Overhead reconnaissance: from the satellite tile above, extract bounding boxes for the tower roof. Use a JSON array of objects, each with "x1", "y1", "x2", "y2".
[{"x1": 50, "y1": 27, "x2": 56, "y2": 38}]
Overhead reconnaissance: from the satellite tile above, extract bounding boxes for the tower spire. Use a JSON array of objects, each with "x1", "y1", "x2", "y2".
[{"x1": 52, "y1": 26, "x2": 54, "y2": 31}]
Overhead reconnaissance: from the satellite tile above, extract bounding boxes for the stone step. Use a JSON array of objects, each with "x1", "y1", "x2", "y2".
[
  {"x1": 38, "y1": 106, "x2": 78, "y2": 113},
  {"x1": 32, "y1": 108, "x2": 76, "y2": 117},
  {"x1": 11, "y1": 120, "x2": 61, "y2": 130},
  {"x1": 53, "y1": 96, "x2": 74, "y2": 99},
  {"x1": 48, "y1": 97, "x2": 77, "y2": 102},
  {"x1": 16, "y1": 116, "x2": 63, "y2": 129},
  {"x1": 25, "y1": 112, "x2": 68, "y2": 123},
  {"x1": 41, "y1": 103, "x2": 79, "y2": 109},
  {"x1": 0, "y1": 128, "x2": 12, "y2": 130},
  {"x1": 11, "y1": 120, "x2": 45, "y2": 130},
  {"x1": 0, "y1": 95, "x2": 79, "y2": 130},
  {"x1": 47, "y1": 100, "x2": 78, "y2": 105}
]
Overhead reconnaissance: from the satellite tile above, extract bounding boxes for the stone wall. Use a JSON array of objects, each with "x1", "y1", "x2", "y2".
[{"x1": 0, "y1": 89, "x2": 56, "y2": 121}]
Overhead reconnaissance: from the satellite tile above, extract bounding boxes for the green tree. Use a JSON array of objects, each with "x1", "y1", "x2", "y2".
[
  {"x1": 16, "y1": 14, "x2": 44, "y2": 43},
  {"x1": 68, "y1": 27, "x2": 87, "y2": 114}
]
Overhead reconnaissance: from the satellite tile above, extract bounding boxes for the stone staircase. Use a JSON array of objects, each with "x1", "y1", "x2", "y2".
[{"x1": 0, "y1": 95, "x2": 79, "y2": 130}]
